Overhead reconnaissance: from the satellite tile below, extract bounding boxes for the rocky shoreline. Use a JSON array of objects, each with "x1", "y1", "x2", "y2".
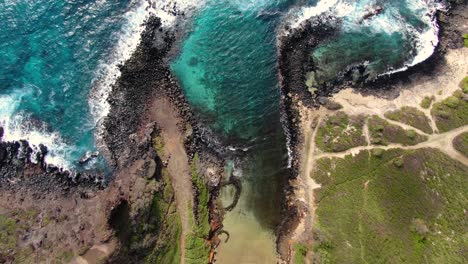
[
  {"x1": 0, "y1": 10, "x2": 226, "y2": 262},
  {"x1": 276, "y1": 0, "x2": 467, "y2": 261}
]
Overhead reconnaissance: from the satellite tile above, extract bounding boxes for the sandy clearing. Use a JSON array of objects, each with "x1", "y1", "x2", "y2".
[{"x1": 333, "y1": 49, "x2": 468, "y2": 117}]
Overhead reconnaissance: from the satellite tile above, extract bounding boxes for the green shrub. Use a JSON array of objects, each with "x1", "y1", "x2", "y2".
[
  {"x1": 420, "y1": 96, "x2": 434, "y2": 109},
  {"x1": 368, "y1": 115, "x2": 428, "y2": 146},
  {"x1": 293, "y1": 243, "x2": 309, "y2": 264},
  {"x1": 371, "y1": 148, "x2": 384, "y2": 158},
  {"x1": 431, "y1": 90, "x2": 468, "y2": 132},
  {"x1": 443, "y1": 96, "x2": 460, "y2": 109},
  {"x1": 311, "y1": 148, "x2": 468, "y2": 263},
  {"x1": 384, "y1": 106, "x2": 433, "y2": 134},
  {"x1": 459, "y1": 76, "x2": 468, "y2": 93},
  {"x1": 452, "y1": 132, "x2": 468, "y2": 157},
  {"x1": 315, "y1": 112, "x2": 367, "y2": 152}
]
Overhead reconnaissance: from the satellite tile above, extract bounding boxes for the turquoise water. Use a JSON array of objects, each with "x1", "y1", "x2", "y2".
[
  {"x1": 0, "y1": 0, "x2": 142, "y2": 170},
  {"x1": 307, "y1": 0, "x2": 442, "y2": 84},
  {"x1": 0, "y1": 0, "x2": 443, "y2": 260},
  {"x1": 170, "y1": 0, "x2": 442, "y2": 260},
  {"x1": 171, "y1": 1, "x2": 295, "y2": 260},
  {"x1": 171, "y1": 0, "x2": 294, "y2": 227},
  {"x1": 0, "y1": 0, "x2": 440, "y2": 172}
]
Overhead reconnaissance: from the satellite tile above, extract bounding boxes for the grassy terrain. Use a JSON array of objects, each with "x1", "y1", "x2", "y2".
[
  {"x1": 310, "y1": 148, "x2": 468, "y2": 263},
  {"x1": 185, "y1": 153, "x2": 211, "y2": 264},
  {"x1": 142, "y1": 136, "x2": 183, "y2": 263},
  {"x1": 293, "y1": 243, "x2": 309, "y2": 264},
  {"x1": 0, "y1": 214, "x2": 18, "y2": 260},
  {"x1": 0, "y1": 209, "x2": 57, "y2": 263},
  {"x1": 152, "y1": 135, "x2": 165, "y2": 157},
  {"x1": 315, "y1": 112, "x2": 367, "y2": 152},
  {"x1": 431, "y1": 89, "x2": 468, "y2": 132},
  {"x1": 453, "y1": 132, "x2": 468, "y2": 158},
  {"x1": 145, "y1": 167, "x2": 183, "y2": 264},
  {"x1": 384, "y1": 106, "x2": 433, "y2": 134},
  {"x1": 368, "y1": 115, "x2": 428, "y2": 146}
]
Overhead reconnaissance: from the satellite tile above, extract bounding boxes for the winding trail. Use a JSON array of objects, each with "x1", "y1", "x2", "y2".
[{"x1": 315, "y1": 125, "x2": 468, "y2": 166}]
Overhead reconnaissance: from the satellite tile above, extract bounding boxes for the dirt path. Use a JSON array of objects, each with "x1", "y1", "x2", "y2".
[
  {"x1": 288, "y1": 106, "x2": 325, "y2": 263},
  {"x1": 150, "y1": 98, "x2": 193, "y2": 264},
  {"x1": 363, "y1": 119, "x2": 371, "y2": 146},
  {"x1": 314, "y1": 125, "x2": 468, "y2": 166}
]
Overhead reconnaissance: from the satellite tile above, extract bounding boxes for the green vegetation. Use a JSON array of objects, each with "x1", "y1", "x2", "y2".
[
  {"x1": 145, "y1": 168, "x2": 183, "y2": 264},
  {"x1": 311, "y1": 148, "x2": 468, "y2": 263},
  {"x1": 453, "y1": 132, "x2": 468, "y2": 157},
  {"x1": 55, "y1": 250, "x2": 74, "y2": 263},
  {"x1": 0, "y1": 214, "x2": 18, "y2": 258},
  {"x1": 431, "y1": 90, "x2": 468, "y2": 132},
  {"x1": 463, "y1": 33, "x2": 468, "y2": 48},
  {"x1": 316, "y1": 112, "x2": 367, "y2": 152},
  {"x1": 185, "y1": 153, "x2": 211, "y2": 264},
  {"x1": 368, "y1": 115, "x2": 428, "y2": 146},
  {"x1": 0, "y1": 210, "x2": 45, "y2": 263},
  {"x1": 420, "y1": 96, "x2": 434, "y2": 109},
  {"x1": 384, "y1": 106, "x2": 433, "y2": 134},
  {"x1": 459, "y1": 76, "x2": 468, "y2": 93},
  {"x1": 153, "y1": 135, "x2": 165, "y2": 157},
  {"x1": 293, "y1": 243, "x2": 309, "y2": 264}
]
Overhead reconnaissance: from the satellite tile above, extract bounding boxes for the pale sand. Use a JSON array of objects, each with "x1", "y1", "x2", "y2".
[{"x1": 333, "y1": 48, "x2": 468, "y2": 117}]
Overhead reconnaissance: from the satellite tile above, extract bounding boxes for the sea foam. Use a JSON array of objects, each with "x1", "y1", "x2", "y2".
[
  {"x1": 0, "y1": 90, "x2": 73, "y2": 169},
  {"x1": 285, "y1": 0, "x2": 445, "y2": 75},
  {"x1": 89, "y1": 0, "x2": 204, "y2": 134},
  {"x1": 0, "y1": 0, "x2": 203, "y2": 170}
]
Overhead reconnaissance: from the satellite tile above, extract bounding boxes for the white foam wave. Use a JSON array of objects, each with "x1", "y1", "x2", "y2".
[
  {"x1": 0, "y1": 0, "x2": 204, "y2": 171},
  {"x1": 380, "y1": 0, "x2": 445, "y2": 76},
  {"x1": 285, "y1": 0, "x2": 444, "y2": 76},
  {"x1": 89, "y1": 0, "x2": 204, "y2": 134},
  {"x1": 0, "y1": 91, "x2": 72, "y2": 169},
  {"x1": 287, "y1": 0, "x2": 352, "y2": 29}
]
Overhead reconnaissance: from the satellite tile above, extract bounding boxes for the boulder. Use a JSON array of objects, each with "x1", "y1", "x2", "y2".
[{"x1": 143, "y1": 158, "x2": 157, "y2": 179}]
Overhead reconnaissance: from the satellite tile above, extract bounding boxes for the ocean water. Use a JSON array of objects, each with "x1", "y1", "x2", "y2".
[
  {"x1": 170, "y1": 0, "x2": 444, "y2": 261},
  {"x1": 0, "y1": 0, "x2": 148, "y2": 170},
  {"x1": 171, "y1": 1, "x2": 295, "y2": 261},
  {"x1": 290, "y1": 0, "x2": 444, "y2": 84},
  {"x1": 0, "y1": 0, "x2": 443, "y2": 260}
]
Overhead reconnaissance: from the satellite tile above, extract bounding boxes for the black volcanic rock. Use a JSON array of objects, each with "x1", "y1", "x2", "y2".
[{"x1": 0, "y1": 144, "x2": 6, "y2": 163}]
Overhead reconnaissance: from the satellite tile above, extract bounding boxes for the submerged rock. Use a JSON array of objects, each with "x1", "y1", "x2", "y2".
[
  {"x1": 359, "y1": 5, "x2": 383, "y2": 23},
  {"x1": 79, "y1": 151, "x2": 99, "y2": 165}
]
